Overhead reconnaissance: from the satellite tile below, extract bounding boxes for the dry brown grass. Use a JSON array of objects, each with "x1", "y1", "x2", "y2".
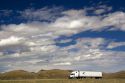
[
  {"x1": 0, "y1": 70, "x2": 36, "y2": 80},
  {"x1": 37, "y1": 69, "x2": 71, "y2": 79},
  {"x1": 103, "y1": 71, "x2": 125, "y2": 79},
  {"x1": 0, "y1": 79, "x2": 125, "y2": 83},
  {"x1": 0, "y1": 69, "x2": 125, "y2": 80}
]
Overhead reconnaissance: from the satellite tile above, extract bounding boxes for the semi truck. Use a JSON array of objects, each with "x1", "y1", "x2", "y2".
[{"x1": 69, "y1": 71, "x2": 102, "y2": 79}]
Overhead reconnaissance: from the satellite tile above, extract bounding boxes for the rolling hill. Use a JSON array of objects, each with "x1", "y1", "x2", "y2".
[{"x1": 0, "y1": 69, "x2": 125, "y2": 80}]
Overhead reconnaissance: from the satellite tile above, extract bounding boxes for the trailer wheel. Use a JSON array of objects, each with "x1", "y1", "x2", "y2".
[{"x1": 95, "y1": 77, "x2": 102, "y2": 79}]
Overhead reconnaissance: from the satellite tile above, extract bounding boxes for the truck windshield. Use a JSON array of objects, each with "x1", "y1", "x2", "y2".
[{"x1": 70, "y1": 74, "x2": 74, "y2": 75}]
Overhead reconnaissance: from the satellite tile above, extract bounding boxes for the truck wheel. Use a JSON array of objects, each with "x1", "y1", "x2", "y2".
[{"x1": 69, "y1": 77, "x2": 73, "y2": 79}]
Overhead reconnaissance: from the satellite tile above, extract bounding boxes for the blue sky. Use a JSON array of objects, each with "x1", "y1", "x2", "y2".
[{"x1": 0, "y1": 0, "x2": 125, "y2": 72}]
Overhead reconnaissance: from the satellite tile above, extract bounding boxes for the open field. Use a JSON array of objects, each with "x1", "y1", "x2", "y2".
[
  {"x1": 0, "y1": 79, "x2": 125, "y2": 83},
  {"x1": 1, "y1": 69, "x2": 125, "y2": 79},
  {"x1": 0, "y1": 69, "x2": 125, "y2": 83}
]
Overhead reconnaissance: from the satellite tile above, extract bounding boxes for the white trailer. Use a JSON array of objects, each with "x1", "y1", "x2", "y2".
[{"x1": 69, "y1": 71, "x2": 102, "y2": 79}]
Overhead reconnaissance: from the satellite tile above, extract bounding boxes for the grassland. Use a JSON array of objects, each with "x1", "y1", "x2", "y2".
[
  {"x1": 0, "y1": 79, "x2": 125, "y2": 83},
  {"x1": 0, "y1": 69, "x2": 125, "y2": 83}
]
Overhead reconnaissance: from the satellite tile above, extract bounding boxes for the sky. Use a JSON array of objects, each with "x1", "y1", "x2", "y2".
[{"x1": 0, "y1": 0, "x2": 125, "y2": 73}]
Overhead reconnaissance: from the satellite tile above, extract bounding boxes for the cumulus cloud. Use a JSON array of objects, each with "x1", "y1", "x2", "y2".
[
  {"x1": 0, "y1": 6, "x2": 125, "y2": 72},
  {"x1": 0, "y1": 36, "x2": 24, "y2": 46}
]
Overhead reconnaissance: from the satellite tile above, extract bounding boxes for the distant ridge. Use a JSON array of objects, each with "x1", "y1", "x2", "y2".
[
  {"x1": 0, "y1": 69, "x2": 125, "y2": 80},
  {"x1": 103, "y1": 71, "x2": 125, "y2": 79}
]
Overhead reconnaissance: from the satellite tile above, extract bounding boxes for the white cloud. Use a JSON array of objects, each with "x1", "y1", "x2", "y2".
[
  {"x1": 94, "y1": 9, "x2": 106, "y2": 14},
  {"x1": 30, "y1": 45, "x2": 58, "y2": 52},
  {"x1": 93, "y1": 5, "x2": 112, "y2": 15},
  {"x1": 56, "y1": 39, "x2": 72, "y2": 43},
  {"x1": 20, "y1": 7, "x2": 63, "y2": 21},
  {"x1": 24, "y1": 59, "x2": 44, "y2": 64},
  {"x1": 0, "y1": 6, "x2": 125, "y2": 72},
  {"x1": 0, "y1": 36, "x2": 24, "y2": 46},
  {"x1": 53, "y1": 62, "x2": 71, "y2": 66},
  {"x1": 107, "y1": 41, "x2": 125, "y2": 49},
  {"x1": 102, "y1": 12, "x2": 125, "y2": 30},
  {"x1": 76, "y1": 38, "x2": 105, "y2": 49}
]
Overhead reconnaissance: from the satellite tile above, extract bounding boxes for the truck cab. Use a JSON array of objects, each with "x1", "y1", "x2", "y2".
[{"x1": 69, "y1": 71, "x2": 79, "y2": 78}]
